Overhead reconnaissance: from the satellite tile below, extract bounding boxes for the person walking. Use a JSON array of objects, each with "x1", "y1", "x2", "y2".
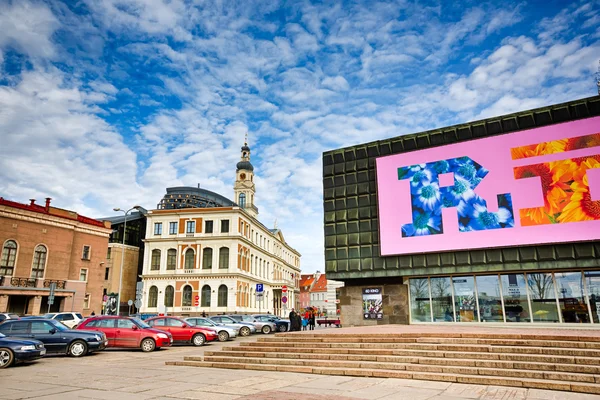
[
  {"x1": 309, "y1": 309, "x2": 316, "y2": 331},
  {"x1": 289, "y1": 308, "x2": 299, "y2": 331},
  {"x1": 295, "y1": 312, "x2": 302, "y2": 332},
  {"x1": 301, "y1": 315, "x2": 308, "y2": 331}
]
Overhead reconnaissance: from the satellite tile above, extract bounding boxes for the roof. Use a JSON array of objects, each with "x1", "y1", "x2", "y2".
[
  {"x1": 100, "y1": 209, "x2": 147, "y2": 224},
  {"x1": 157, "y1": 186, "x2": 237, "y2": 210},
  {"x1": 299, "y1": 274, "x2": 314, "y2": 293},
  {"x1": 311, "y1": 274, "x2": 328, "y2": 292},
  {"x1": 0, "y1": 197, "x2": 110, "y2": 229}
]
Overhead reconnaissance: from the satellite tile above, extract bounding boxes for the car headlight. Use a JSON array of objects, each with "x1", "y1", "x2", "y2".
[
  {"x1": 20, "y1": 345, "x2": 36, "y2": 350},
  {"x1": 94, "y1": 335, "x2": 102, "y2": 341},
  {"x1": 157, "y1": 333, "x2": 168, "y2": 339}
]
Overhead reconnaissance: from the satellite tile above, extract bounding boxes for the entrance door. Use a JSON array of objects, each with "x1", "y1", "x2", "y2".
[
  {"x1": 452, "y1": 276, "x2": 477, "y2": 322},
  {"x1": 585, "y1": 272, "x2": 600, "y2": 323},
  {"x1": 555, "y1": 272, "x2": 590, "y2": 323},
  {"x1": 7, "y1": 295, "x2": 29, "y2": 314}
]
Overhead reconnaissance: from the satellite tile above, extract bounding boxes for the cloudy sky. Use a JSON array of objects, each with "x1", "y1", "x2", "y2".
[{"x1": 0, "y1": 0, "x2": 599, "y2": 273}]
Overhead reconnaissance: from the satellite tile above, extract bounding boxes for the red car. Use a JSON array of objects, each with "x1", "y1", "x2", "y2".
[
  {"x1": 146, "y1": 316, "x2": 218, "y2": 346},
  {"x1": 75, "y1": 316, "x2": 172, "y2": 352}
]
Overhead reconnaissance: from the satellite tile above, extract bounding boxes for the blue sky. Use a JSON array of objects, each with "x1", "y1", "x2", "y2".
[{"x1": 0, "y1": 0, "x2": 599, "y2": 273}]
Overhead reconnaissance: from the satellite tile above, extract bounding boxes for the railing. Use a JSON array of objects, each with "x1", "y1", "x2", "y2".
[
  {"x1": 43, "y1": 279, "x2": 66, "y2": 289},
  {"x1": 0, "y1": 276, "x2": 66, "y2": 289},
  {"x1": 11, "y1": 277, "x2": 37, "y2": 287}
]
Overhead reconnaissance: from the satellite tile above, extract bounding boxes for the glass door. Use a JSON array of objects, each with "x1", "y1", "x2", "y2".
[
  {"x1": 452, "y1": 276, "x2": 477, "y2": 322},
  {"x1": 501, "y1": 274, "x2": 531, "y2": 322},
  {"x1": 430, "y1": 277, "x2": 453, "y2": 322},
  {"x1": 555, "y1": 272, "x2": 591, "y2": 323},
  {"x1": 409, "y1": 278, "x2": 432, "y2": 322},
  {"x1": 585, "y1": 271, "x2": 600, "y2": 323},
  {"x1": 526, "y1": 273, "x2": 560, "y2": 323},
  {"x1": 476, "y1": 275, "x2": 504, "y2": 322}
]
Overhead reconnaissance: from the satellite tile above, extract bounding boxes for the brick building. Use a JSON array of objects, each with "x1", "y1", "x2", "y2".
[{"x1": 0, "y1": 197, "x2": 112, "y2": 315}]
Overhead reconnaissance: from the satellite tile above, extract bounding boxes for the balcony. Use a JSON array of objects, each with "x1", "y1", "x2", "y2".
[{"x1": 0, "y1": 276, "x2": 67, "y2": 289}]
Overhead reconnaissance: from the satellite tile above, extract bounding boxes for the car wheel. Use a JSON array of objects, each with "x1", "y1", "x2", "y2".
[
  {"x1": 218, "y1": 331, "x2": 229, "y2": 342},
  {"x1": 68, "y1": 340, "x2": 88, "y2": 357},
  {"x1": 192, "y1": 333, "x2": 206, "y2": 346},
  {"x1": 0, "y1": 348, "x2": 14, "y2": 368},
  {"x1": 278, "y1": 324, "x2": 287, "y2": 332},
  {"x1": 141, "y1": 338, "x2": 156, "y2": 352},
  {"x1": 261, "y1": 325, "x2": 272, "y2": 334},
  {"x1": 240, "y1": 326, "x2": 251, "y2": 336}
]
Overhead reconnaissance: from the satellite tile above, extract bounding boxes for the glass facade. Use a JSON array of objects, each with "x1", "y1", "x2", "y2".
[{"x1": 409, "y1": 270, "x2": 599, "y2": 324}]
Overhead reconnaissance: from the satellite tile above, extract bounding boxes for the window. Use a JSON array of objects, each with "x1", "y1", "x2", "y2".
[
  {"x1": 104, "y1": 267, "x2": 110, "y2": 280},
  {"x1": 184, "y1": 248, "x2": 195, "y2": 269},
  {"x1": 201, "y1": 285, "x2": 211, "y2": 307},
  {"x1": 239, "y1": 193, "x2": 246, "y2": 208},
  {"x1": 148, "y1": 286, "x2": 158, "y2": 307},
  {"x1": 107, "y1": 247, "x2": 111, "y2": 259},
  {"x1": 79, "y1": 269, "x2": 88, "y2": 281},
  {"x1": 82, "y1": 245, "x2": 91, "y2": 260},
  {"x1": 205, "y1": 220, "x2": 213, "y2": 233},
  {"x1": 98, "y1": 319, "x2": 115, "y2": 328},
  {"x1": 151, "y1": 249, "x2": 161, "y2": 271},
  {"x1": 154, "y1": 223, "x2": 163, "y2": 235},
  {"x1": 31, "y1": 321, "x2": 54, "y2": 334},
  {"x1": 83, "y1": 293, "x2": 90, "y2": 309},
  {"x1": 167, "y1": 318, "x2": 185, "y2": 327},
  {"x1": 182, "y1": 285, "x2": 192, "y2": 307},
  {"x1": 219, "y1": 247, "x2": 229, "y2": 269},
  {"x1": 218, "y1": 285, "x2": 228, "y2": 307},
  {"x1": 165, "y1": 285, "x2": 174, "y2": 307},
  {"x1": 202, "y1": 248, "x2": 213, "y2": 269},
  {"x1": 31, "y1": 245, "x2": 47, "y2": 278},
  {"x1": 167, "y1": 249, "x2": 177, "y2": 270},
  {"x1": 186, "y1": 221, "x2": 195, "y2": 233},
  {"x1": 55, "y1": 314, "x2": 74, "y2": 321},
  {"x1": 0, "y1": 240, "x2": 17, "y2": 276},
  {"x1": 169, "y1": 222, "x2": 178, "y2": 235},
  {"x1": 117, "y1": 319, "x2": 135, "y2": 329},
  {"x1": 221, "y1": 220, "x2": 229, "y2": 233}
]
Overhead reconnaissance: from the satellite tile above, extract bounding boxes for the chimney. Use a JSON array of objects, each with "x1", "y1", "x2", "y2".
[{"x1": 45, "y1": 197, "x2": 51, "y2": 211}]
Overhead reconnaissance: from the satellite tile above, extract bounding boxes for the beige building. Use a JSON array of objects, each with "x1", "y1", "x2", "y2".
[
  {"x1": 140, "y1": 142, "x2": 301, "y2": 317},
  {"x1": 0, "y1": 197, "x2": 112, "y2": 315}
]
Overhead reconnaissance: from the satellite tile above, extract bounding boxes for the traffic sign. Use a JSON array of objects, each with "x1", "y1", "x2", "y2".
[
  {"x1": 47, "y1": 282, "x2": 57, "y2": 305},
  {"x1": 127, "y1": 299, "x2": 133, "y2": 306},
  {"x1": 195, "y1": 295, "x2": 200, "y2": 301},
  {"x1": 282, "y1": 296, "x2": 287, "y2": 304},
  {"x1": 256, "y1": 293, "x2": 264, "y2": 300},
  {"x1": 194, "y1": 300, "x2": 199, "y2": 306},
  {"x1": 282, "y1": 285, "x2": 288, "y2": 293},
  {"x1": 256, "y1": 283, "x2": 264, "y2": 293},
  {"x1": 134, "y1": 300, "x2": 142, "y2": 309}
]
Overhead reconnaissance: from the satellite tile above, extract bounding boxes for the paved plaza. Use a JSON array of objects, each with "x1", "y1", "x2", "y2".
[{"x1": 2, "y1": 326, "x2": 600, "y2": 400}]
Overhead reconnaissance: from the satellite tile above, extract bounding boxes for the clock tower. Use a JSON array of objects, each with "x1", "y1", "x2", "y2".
[{"x1": 234, "y1": 140, "x2": 258, "y2": 217}]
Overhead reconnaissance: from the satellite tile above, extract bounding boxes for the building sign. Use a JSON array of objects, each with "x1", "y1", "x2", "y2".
[
  {"x1": 376, "y1": 117, "x2": 600, "y2": 256},
  {"x1": 362, "y1": 287, "x2": 383, "y2": 320}
]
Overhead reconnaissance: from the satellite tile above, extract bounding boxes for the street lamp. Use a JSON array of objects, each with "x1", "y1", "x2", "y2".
[{"x1": 113, "y1": 205, "x2": 141, "y2": 316}]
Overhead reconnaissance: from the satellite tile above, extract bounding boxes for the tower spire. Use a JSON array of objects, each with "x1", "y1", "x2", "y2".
[{"x1": 234, "y1": 138, "x2": 258, "y2": 217}]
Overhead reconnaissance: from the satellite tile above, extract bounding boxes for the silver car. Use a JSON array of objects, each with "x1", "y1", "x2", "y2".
[
  {"x1": 228, "y1": 314, "x2": 277, "y2": 334},
  {"x1": 185, "y1": 317, "x2": 237, "y2": 341},
  {"x1": 209, "y1": 315, "x2": 256, "y2": 336}
]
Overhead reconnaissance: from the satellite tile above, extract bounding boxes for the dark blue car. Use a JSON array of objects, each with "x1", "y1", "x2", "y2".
[
  {"x1": 0, "y1": 332, "x2": 45, "y2": 368},
  {"x1": 0, "y1": 319, "x2": 107, "y2": 357}
]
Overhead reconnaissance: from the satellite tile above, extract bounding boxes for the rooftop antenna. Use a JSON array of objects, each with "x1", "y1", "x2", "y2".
[
  {"x1": 197, "y1": 183, "x2": 200, "y2": 189},
  {"x1": 244, "y1": 132, "x2": 248, "y2": 145},
  {"x1": 274, "y1": 218, "x2": 278, "y2": 229}
]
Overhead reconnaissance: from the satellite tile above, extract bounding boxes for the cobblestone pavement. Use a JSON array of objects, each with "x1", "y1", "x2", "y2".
[{"x1": 1, "y1": 330, "x2": 599, "y2": 400}]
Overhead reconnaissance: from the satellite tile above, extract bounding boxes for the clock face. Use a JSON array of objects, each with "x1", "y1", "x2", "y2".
[{"x1": 240, "y1": 173, "x2": 246, "y2": 180}]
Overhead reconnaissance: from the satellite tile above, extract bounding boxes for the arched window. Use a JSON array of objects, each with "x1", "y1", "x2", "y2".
[
  {"x1": 184, "y1": 248, "x2": 194, "y2": 269},
  {"x1": 218, "y1": 285, "x2": 228, "y2": 307},
  {"x1": 201, "y1": 285, "x2": 211, "y2": 307},
  {"x1": 164, "y1": 285, "x2": 174, "y2": 307},
  {"x1": 239, "y1": 193, "x2": 246, "y2": 208},
  {"x1": 31, "y1": 245, "x2": 47, "y2": 278},
  {"x1": 182, "y1": 285, "x2": 192, "y2": 307},
  {"x1": 166, "y1": 249, "x2": 177, "y2": 270},
  {"x1": 148, "y1": 286, "x2": 158, "y2": 308},
  {"x1": 219, "y1": 247, "x2": 229, "y2": 269},
  {"x1": 0, "y1": 240, "x2": 18, "y2": 276},
  {"x1": 151, "y1": 249, "x2": 161, "y2": 270},
  {"x1": 202, "y1": 248, "x2": 213, "y2": 269}
]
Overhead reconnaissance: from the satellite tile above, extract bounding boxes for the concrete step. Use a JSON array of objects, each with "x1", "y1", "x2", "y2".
[
  {"x1": 275, "y1": 333, "x2": 600, "y2": 342},
  {"x1": 165, "y1": 360, "x2": 600, "y2": 395}
]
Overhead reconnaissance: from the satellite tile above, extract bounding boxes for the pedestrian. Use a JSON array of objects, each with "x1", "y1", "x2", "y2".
[
  {"x1": 295, "y1": 312, "x2": 302, "y2": 331},
  {"x1": 301, "y1": 316, "x2": 308, "y2": 331},
  {"x1": 289, "y1": 308, "x2": 299, "y2": 331},
  {"x1": 309, "y1": 309, "x2": 316, "y2": 331},
  {"x1": 90, "y1": 311, "x2": 95, "y2": 316},
  {"x1": 202, "y1": 310, "x2": 207, "y2": 317}
]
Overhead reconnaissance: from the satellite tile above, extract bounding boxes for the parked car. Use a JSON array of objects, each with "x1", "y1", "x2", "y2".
[
  {"x1": 228, "y1": 314, "x2": 277, "y2": 334},
  {"x1": 253, "y1": 314, "x2": 290, "y2": 332},
  {"x1": 146, "y1": 316, "x2": 218, "y2": 346},
  {"x1": 76, "y1": 316, "x2": 172, "y2": 352},
  {"x1": 185, "y1": 317, "x2": 237, "y2": 341},
  {"x1": 0, "y1": 332, "x2": 45, "y2": 368},
  {"x1": 0, "y1": 313, "x2": 20, "y2": 323},
  {"x1": 209, "y1": 315, "x2": 256, "y2": 336},
  {"x1": 42, "y1": 312, "x2": 83, "y2": 328},
  {"x1": 0, "y1": 319, "x2": 106, "y2": 357}
]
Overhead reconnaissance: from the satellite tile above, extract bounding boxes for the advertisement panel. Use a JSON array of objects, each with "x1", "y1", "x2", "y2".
[
  {"x1": 362, "y1": 288, "x2": 383, "y2": 319},
  {"x1": 377, "y1": 117, "x2": 600, "y2": 256}
]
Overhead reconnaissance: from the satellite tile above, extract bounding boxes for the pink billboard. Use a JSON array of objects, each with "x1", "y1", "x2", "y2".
[{"x1": 376, "y1": 117, "x2": 600, "y2": 256}]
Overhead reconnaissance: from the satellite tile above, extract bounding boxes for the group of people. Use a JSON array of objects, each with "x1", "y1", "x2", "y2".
[{"x1": 288, "y1": 308, "x2": 316, "y2": 331}]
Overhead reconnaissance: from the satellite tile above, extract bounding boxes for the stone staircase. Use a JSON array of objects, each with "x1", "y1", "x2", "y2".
[{"x1": 166, "y1": 332, "x2": 600, "y2": 395}]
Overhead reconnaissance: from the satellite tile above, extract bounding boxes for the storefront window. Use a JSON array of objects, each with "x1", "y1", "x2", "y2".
[
  {"x1": 585, "y1": 271, "x2": 600, "y2": 323},
  {"x1": 526, "y1": 273, "x2": 560, "y2": 323},
  {"x1": 430, "y1": 277, "x2": 453, "y2": 322},
  {"x1": 555, "y1": 272, "x2": 590, "y2": 323},
  {"x1": 452, "y1": 276, "x2": 477, "y2": 322},
  {"x1": 410, "y1": 278, "x2": 431, "y2": 322},
  {"x1": 501, "y1": 274, "x2": 530, "y2": 323},
  {"x1": 476, "y1": 275, "x2": 504, "y2": 322}
]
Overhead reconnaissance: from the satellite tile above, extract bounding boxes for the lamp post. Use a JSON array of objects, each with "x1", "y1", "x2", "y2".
[{"x1": 113, "y1": 206, "x2": 140, "y2": 316}]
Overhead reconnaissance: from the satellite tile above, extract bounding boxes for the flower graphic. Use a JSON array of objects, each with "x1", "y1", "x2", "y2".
[
  {"x1": 413, "y1": 182, "x2": 441, "y2": 211},
  {"x1": 557, "y1": 158, "x2": 600, "y2": 222},
  {"x1": 464, "y1": 195, "x2": 514, "y2": 231},
  {"x1": 402, "y1": 210, "x2": 442, "y2": 237}
]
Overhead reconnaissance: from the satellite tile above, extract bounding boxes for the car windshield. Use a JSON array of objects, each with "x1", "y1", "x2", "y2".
[
  {"x1": 48, "y1": 319, "x2": 70, "y2": 331},
  {"x1": 131, "y1": 318, "x2": 150, "y2": 328},
  {"x1": 221, "y1": 317, "x2": 236, "y2": 323},
  {"x1": 43, "y1": 313, "x2": 56, "y2": 318}
]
